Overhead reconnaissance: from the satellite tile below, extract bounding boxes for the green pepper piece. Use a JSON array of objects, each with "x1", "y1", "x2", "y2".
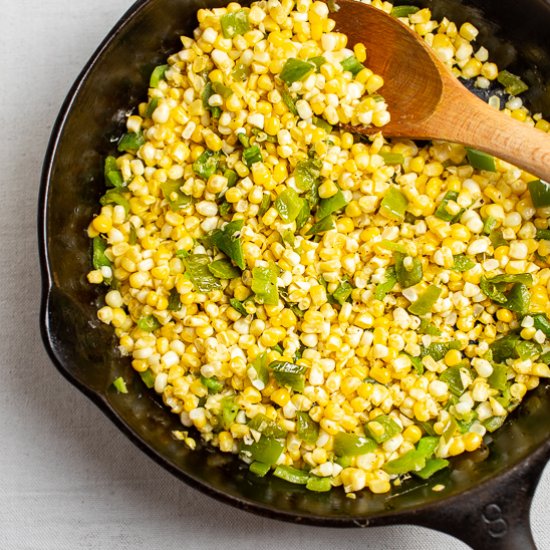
[
  {"x1": 340, "y1": 55, "x2": 365, "y2": 76},
  {"x1": 295, "y1": 199, "x2": 311, "y2": 231},
  {"x1": 390, "y1": 5, "x2": 420, "y2": 17},
  {"x1": 220, "y1": 396, "x2": 239, "y2": 429},
  {"x1": 379, "y1": 152, "x2": 405, "y2": 165},
  {"x1": 307, "y1": 56, "x2": 326, "y2": 72},
  {"x1": 379, "y1": 240, "x2": 407, "y2": 253},
  {"x1": 317, "y1": 188, "x2": 348, "y2": 219},
  {"x1": 220, "y1": 9, "x2": 250, "y2": 38},
  {"x1": 366, "y1": 415, "x2": 401, "y2": 444},
  {"x1": 104, "y1": 156, "x2": 124, "y2": 188},
  {"x1": 275, "y1": 187, "x2": 303, "y2": 222},
  {"x1": 490, "y1": 334, "x2": 520, "y2": 363},
  {"x1": 269, "y1": 361, "x2": 307, "y2": 392},
  {"x1": 306, "y1": 215, "x2": 335, "y2": 235},
  {"x1": 232, "y1": 62, "x2": 250, "y2": 82},
  {"x1": 112, "y1": 377, "x2": 128, "y2": 394},
  {"x1": 140, "y1": 369, "x2": 155, "y2": 389},
  {"x1": 408, "y1": 285, "x2": 442, "y2": 316},
  {"x1": 150, "y1": 64, "x2": 169, "y2": 87},
  {"x1": 333, "y1": 433, "x2": 377, "y2": 456},
  {"x1": 229, "y1": 298, "x2": 248, "y2": 316},
  {"x1": 434, "y1": 191, "x2": 462, "y2": 221},
  {"x1": 535, "y1": 229, "x2": 550, "y2": 241},
  {"x1": 451, "y1": 255, "x2": 476, "y2": 272},
  {"x1": 100, "y1": 189, "x2": 130, "y2": 214},
  {"x1": 201, "y1": 376, "x2": 224, "y2": 394},
  {"x1": 167, "y1": 288, "x2": 182, "y2": 311},
  {"x1": 306, "y1": 476, "x2": 331, "y2": 492},
  {"x1": 505, "y1": 283, "x2": 530, "y2": 314},
  {"x1": 258, "y1": 193, "x2": 271, "y2": 218},
  {"x1": 137, "y1": 315, "x2": 161, "y2": 332},
  {"x1": 313, "y1": 116, "x2": 333, "y2": 133},
  {"x1": 395, "y1": 253, "x2": 423, "y2": 288},
  {"x1": 466, "y1": 148, "x2": 497, "y2": 172},
  {"x1": 92, "y1": 237, "x2": 112, "y2": 269},
  {"x1": 211, "y1": 219, "x2": 245, "y2": 269},
  {"x1": 484, "y1": 416, "x2": 505, "y2": 432},
  {"x1": 248, "y1": 414, "x2": 287, "y2": 438},
  {"x1": 161, "y1": 179, "x2": 193, "y2": 211},
  {"x1": 201, "y1": 81, "x2": 221, "y2": 119},
  {"x1": 418, "y1": 319, "x2": 442, "y2": 336},
  {"x1": 332, "y1": 281, "x2": 353, "y2": 306},
  {"x1": 117, "y1": 132, "x2": 145, "y2": 153},
  {"x1": 252, "y1": 263, "x2": 279, "y2": 305},
  {"x1": 183, "y1": 254, "x2": 222, "y2": 292},
  {"x1": 421, "y1": 340, "x2": 461, "y2": 362},
  {"x1": 243, "y1": 145, "x2": 262, "y2": 167},
  {"x1": 193, "y1": 150, "x2": 219, "y2": 179},
  {"x1": 533, "y1": 314, "x2": 550, "y2": 336},
  {"x1": 128, "y1": 226, "x2": 137, "y2": 246},
  {"x1": 414, "y1": 458, "x2": 449, "y2": 479},
  {"x1": 489, "y1": 229, "x2": 507, "y2": 248},
  {"x1": 241, "y1": 436, "x2": 284, "y2": 465},
  {"x1": 440, "y1": 366, "x2": 465, "y2": 396},
  {"x1": 294, "y1": 159, "x2": 321, "y2": 191},
  {"x1": 497, "y1": 70, "x2": 529, "y2": 95},
  {"x1": 483, "y1": 216, "x2": 497, "y2": 235},
  {"x1": 486, "y1": 273, "x2": 533, "y2": 286},
  {"x1": 516, "y1": 340, "x2": 542, "y2": 360},
  {"x1": 488, "y1": 364, "x2": 509, "y2": 391},
  {"x1": 407, "y1": 353, "x2": 424, "y2": 374},
  {"x1": 281, "y1": 89, "x2": 298, "y2": 115},
  {"x1": 279, "y1": 58, "x2": 315, "y2": 84},
  {"x1": 380, "y1": 186, "x2": 408, "y2": 220},
  {"x1": 528, "y1": 179, "x2": 550, "y2": 208},
  {"x1": 145, "y1": 97, "x2": 159, "y2": 118},
  {"x1": 374, "y1": 267, "x2": 397, "y2": 300},
  {"x1": 273, "y1": 465, "x2": 309, "y2": 485},
  {"x1": 480, "y1": 277, "x2": 508, "y2": 304},
  {"x1": 212, "y1": 81, "x2": 233, "y2": 99},
  {"x1": 384, "y1": 449, "x2": 426, "y2": 474},
  {"x1": 249, "y1": 461, "x2": 270, "y2": 477},
  {"x1": 208, "y1": 259, "x2": 241, "y2": 279},
  {"x1": 251, "y1": 351, "x2": 269, "y2": 387},
  {"x1": 296, "y1": 411, "x2": 319, "y2": 444}
]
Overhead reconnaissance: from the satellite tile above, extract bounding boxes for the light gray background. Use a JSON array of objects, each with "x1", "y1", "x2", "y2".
[{"x1": 2, "y1": 1, "x2": 549, "y2": 548}]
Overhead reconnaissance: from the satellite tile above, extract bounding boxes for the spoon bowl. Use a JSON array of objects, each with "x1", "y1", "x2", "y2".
[{"x1": 332, "y1": 0, "x2": 550, "y2": 181}]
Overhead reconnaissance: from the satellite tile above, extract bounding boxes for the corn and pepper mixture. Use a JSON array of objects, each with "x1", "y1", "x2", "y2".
[{"x1": 87, "y1": 0, "x2": 550, "y2": 495}]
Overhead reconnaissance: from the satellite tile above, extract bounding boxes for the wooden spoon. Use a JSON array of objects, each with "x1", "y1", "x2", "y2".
[{"x1": 331, "y1": 0, "x2": 550, "y2": 181}]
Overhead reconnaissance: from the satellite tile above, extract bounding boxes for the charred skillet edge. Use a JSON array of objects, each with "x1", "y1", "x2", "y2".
[
  {"x1": 37, "y1": 0, "x2": 152, "y2": 294},
  {"x1": 38, "y1": 0, "x2": 550, "y2": 538}
]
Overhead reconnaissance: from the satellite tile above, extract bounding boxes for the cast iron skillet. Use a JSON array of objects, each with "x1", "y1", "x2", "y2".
[{"x1": 39, "y1": 0, "x2": 550, "y2": 548}]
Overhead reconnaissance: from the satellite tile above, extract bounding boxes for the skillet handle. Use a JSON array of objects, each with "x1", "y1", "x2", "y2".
[{"x1": 412, "y1": 447, "x2": 548, "y2": 550}]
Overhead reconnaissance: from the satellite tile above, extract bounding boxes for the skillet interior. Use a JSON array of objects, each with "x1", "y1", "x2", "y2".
[{"x1": 40, "y1": 0, "x2": 550, "y2": 530}]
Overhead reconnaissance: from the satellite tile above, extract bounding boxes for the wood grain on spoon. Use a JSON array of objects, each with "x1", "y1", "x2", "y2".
[{"x1": 332, "y1": 0, "x2": 550, "y2": 181}]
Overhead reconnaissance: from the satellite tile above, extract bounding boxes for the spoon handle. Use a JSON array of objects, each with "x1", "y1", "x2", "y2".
[{"x1": 439, "y1": 82, "x2": 550, "y2": 181}]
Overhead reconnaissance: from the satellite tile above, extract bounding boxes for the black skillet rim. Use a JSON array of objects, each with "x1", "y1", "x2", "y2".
[{"x1": 37, "y1": 0, "x2": 550, "y2": 531}]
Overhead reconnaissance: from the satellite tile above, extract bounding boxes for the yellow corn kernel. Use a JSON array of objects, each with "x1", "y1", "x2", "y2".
[
  {"x1": 271, "y1": 387, "x2": 291, "y2": 407},
  {"x1": 444, "y1": 349, "x2": 462, "y2": 367},
  {"x1": 218, "y1": 431, "x2": 234, "y2": 452},
  {"x1": 370, "y1": 365, "x2": 391, "y2": 385},
  {"x1": 92, "y1": 214, "x2": 112, "y2": 233},
  {"x1": 242, "y1": 386, "x2": 262, "y2": 404},
  {"x1": 403, "y1": 425, "x2": 422, "y2": 444},
  {"x1": 353, "y1": 42, "x2": 367, "y2": 63},
  {"x1": 448, "y1": 436, "x2": 466, "y2": 456},
  {"x1": 463, "y1": 432, "x2": 483, "y2": 452},
  {"x1": 413, "y1": 401, "x2": 431, "y2": 422}
]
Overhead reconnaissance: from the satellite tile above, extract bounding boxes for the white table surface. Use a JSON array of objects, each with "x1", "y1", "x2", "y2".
[{"x1": 2, "y1": 1, "x2": 550, "y2": 548}]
